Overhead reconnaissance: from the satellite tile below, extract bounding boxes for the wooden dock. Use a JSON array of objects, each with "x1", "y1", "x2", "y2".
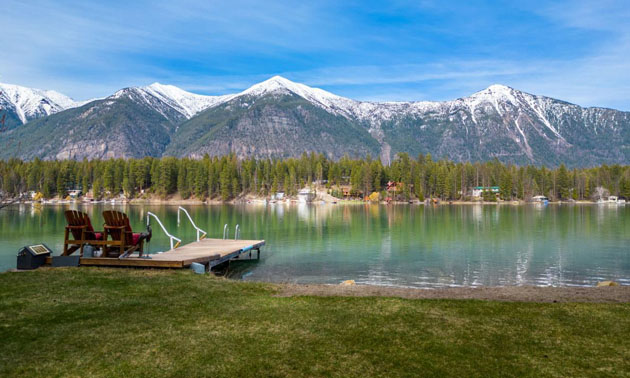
[{"x1": 45, "y1": 238, "x2": 265, "y2": 269}]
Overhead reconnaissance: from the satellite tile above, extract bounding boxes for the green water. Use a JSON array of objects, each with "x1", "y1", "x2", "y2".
[{"x1": 1, "y1": 203, "x2": 629, "y2": 287}]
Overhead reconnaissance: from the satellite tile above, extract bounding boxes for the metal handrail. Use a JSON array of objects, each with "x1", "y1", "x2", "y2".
[
  {"x1": 234, "y1": 224, "x2": 240, "y2": 240},
  {"x1": 147, "y1": 212, "x2": 181, "y2": 250},
  {"x1": 177, "y1": 207, "x2": 207, "y2": 242},
  {"x1": 223, "y1": 224, "x2": 229, "y2": 240}
]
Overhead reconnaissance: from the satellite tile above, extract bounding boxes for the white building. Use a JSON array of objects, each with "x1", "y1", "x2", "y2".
[
  {"x1": 67, "y1": 189, "x2": 82, "y2": 199},
  {"x1": 471, "y1": 186, "x2": 500, "y2": 198},
  {"x1": 297, "y1": 189, "x2": 316, "y2": 203}
]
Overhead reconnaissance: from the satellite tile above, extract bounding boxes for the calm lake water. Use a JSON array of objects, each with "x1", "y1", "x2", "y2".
[{"x1": 1, "y1": 203, "x2": 629, "y2": 287}]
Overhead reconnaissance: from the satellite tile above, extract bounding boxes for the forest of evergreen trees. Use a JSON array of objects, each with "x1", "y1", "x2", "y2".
[{"x1": 1, "y1": 153, "x2": 630, "y2": 201}]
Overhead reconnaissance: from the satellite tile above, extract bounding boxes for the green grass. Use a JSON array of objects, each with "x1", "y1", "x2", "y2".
[{"x1": 1, "y1": 268, "x2": 629, "y2": 377}]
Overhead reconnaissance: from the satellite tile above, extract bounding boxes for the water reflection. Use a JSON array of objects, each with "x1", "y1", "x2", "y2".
[{"x1": 1, "y1": 203, "x2": 629, "y2": 287}]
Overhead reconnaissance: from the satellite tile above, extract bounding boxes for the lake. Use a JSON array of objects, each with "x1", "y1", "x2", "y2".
[{"x1": 1, "y1": 203, "x2": 629, "y2": 287}]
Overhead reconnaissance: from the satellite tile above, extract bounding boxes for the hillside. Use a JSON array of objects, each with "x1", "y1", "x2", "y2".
[
  {"x1": 0, "y1": 82, "x2": 85, "y2": 130},
  {"x1": 165, "y1": 91, "x2": 381, "y2": 159},
  {"x1": 1, "y1": 77, "x2": 629, "y2": 166},
  {"x1": 0, "y1": 95, "x2": 176, "y2": 160}
]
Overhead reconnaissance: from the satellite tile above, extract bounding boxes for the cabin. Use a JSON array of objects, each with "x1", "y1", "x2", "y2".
[
  {"x1": 386, "y1": 181, "x2": 403, "y2": 192},
  {"x1": 471, "y1": 186, "x2": 500, "y2": 198},
  {"x1": 67, "y1": 189, "x2": 82, "y2": 199}
]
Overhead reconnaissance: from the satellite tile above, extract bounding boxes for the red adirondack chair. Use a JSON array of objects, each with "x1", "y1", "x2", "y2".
[
  {"x1": 62, "y1": 210, "x2": 104, "y2": 256},
  {"x1": 102, "y1": 210, "x2": 150, "y2": 258}
]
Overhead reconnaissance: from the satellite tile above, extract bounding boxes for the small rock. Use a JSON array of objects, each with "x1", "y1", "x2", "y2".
[{"x1": 596, "y1": 281, "x2": 619, "y2": 287}]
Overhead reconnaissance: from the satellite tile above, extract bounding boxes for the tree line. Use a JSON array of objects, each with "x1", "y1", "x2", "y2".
[{"x1": 1, "y1": 153, "x2": 630, "y2": 201}]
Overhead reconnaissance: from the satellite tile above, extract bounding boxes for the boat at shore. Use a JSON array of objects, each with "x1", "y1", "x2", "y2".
[
  {"x1": 605, "y1": 196, "x2": 626, "y2": 205},
  {"x1": 531, "y1": 195, "x2": 549, "y2": 205}
]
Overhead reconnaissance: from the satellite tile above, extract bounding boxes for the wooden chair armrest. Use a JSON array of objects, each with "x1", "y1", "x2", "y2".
[
  {"x1": 104, "y1": 225, "x2": 126, "y2": 230},
  {"x1": 66, "y1": 225, "x2": 88, "y2": 230}
]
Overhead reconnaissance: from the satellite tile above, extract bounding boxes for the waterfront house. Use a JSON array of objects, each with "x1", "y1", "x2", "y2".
[
  {"x1": 532, "y1": 195, "x2": 549, "y2": 203},
  {"x1": 297, "y1": 189, "x2": 316, "y2": 203},
  {"x1": 67, "y1": 189, "x2": 82, "y2": 199},
  {"x1": 471, "y1": 186, "x2": 500, "y2": 198}
]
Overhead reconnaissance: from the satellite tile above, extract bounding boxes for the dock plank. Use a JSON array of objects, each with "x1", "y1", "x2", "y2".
[{"x1": 44, "y1": 238, "x2": 265, "y2": 269}]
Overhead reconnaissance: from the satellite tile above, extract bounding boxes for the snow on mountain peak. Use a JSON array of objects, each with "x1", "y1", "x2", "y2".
[
  {"x1": 141, "y1": 82, "x2": 233, "y2": 118},
  {"x1": 3, "y1": 77, "x2": 569, "y2": 139},
  {"x1": 469, "y1": 84, "x2": 517, "y2": 100},
  {"x1": 238, "y1": 75, "x2": 360, "y2": 115},
  {"x1": 0, "y1": 82, "x2": 82, "y2": 124},
  {"x1": 461, "y1": 84, "x2": 523, "y2": 118},
  {"x1": 486, "y1": 84, "x2": 513, "y2": 92},
  {"x1": 110, "y1": 82, "x2": 235, "y2": 119},
  {"x1": 242, "y1": 75, "x2": 331, "y2": 98}
]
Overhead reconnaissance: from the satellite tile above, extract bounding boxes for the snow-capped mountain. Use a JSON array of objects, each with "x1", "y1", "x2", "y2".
[
  {"x1": 237, "y1": 75, "x2": 358, "y2": 116},
  {"x1": 166, "y1": 77, "x2": 630, "y2": 166},
  {"x1": 112, "y1": 83, "x2": 235, "y2": 120},
  {"x1": 0, "y1": 82, "x2": 86, "y2": 128},
  {"x1": 0, "y1": 81, "x2": 233, "y2": 131},
  {"x1": 2, "y1": 76, "x2": 629, "y2": 166}
]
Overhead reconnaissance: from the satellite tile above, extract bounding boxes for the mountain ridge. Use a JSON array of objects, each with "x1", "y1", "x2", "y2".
[
  {"x1": 1, "y1": 77, "x2": 628, "y2": 167},
  {"x1": 0, "y1": 82, "x2": 91, "y2": 129}
]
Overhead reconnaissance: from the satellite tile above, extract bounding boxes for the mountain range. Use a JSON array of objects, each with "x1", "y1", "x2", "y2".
[{"x1": 0, "y1": 76, "x2": 628, "y2": 167}]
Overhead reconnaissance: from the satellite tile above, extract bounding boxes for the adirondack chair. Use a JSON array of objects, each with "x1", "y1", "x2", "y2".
[
  {"x1": 63, "y1": 210, "x2": 104, "y2": 256},
  {"x1": 102, "y1": 210, "x2": 149, "y2": 258}
]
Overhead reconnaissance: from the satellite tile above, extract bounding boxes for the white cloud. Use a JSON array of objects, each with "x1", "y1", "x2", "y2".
[{"x1": 0, "y1": 0, "x2": 628, "y2": 110}]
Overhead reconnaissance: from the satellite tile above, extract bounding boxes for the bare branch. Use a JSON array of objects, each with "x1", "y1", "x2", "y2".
[{"x1": 0, "y1": 192, "x2": 22, "y2": 210}]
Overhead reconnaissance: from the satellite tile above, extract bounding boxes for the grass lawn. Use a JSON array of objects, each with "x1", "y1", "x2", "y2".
[{"x1": 1, "y1": 268, "x2": 629, "y2": 377}]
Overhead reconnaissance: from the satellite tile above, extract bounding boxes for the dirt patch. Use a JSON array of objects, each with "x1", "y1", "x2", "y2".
[{"x1": 275, "y1": 284, "x2": 630, "y2": 303}]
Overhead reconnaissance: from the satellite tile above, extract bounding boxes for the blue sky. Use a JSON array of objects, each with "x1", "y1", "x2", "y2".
[{"x1": 2, "y1": 0, "x2": 629, "y2": 110}]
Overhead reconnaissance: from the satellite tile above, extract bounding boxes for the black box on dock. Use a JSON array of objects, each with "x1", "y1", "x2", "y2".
[{"x1": 16, "y1": 244, "x2": 53, "y2": 270}]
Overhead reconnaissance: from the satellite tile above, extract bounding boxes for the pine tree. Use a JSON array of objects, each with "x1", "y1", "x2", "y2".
[
  {"x1": 414, "y1": 175, "x2": 424, "y2": 201},
  {"x1": 619, "y1": 175, "x2": 630, "y2": 198},
  {"x1": 92, "y1": 178, "x2": 102, "y2": 199},
  {"x1": 56, "y1": 166, "x2": 66, "y2": 197},
  {"x1": 122, "y1": 162, "x2": 135, "y2": 197},
  {"x1": 557, "y1": 164, "x2": 570, "y2": 199},
  {"x1": 219, "y1": 164, "x2": 232, "y2": 200},
  {"x1": 103, "y1": 161, "x2": 115, "y2": 195},
  {"x1": 500, "y1": 170, "x2": 513, "y2": 200},
  {"x1": 177, "y1": 161, "x2": 189, "y2": 199},
  {"x1": 194, "y1": 161, "x2": 208, "y2": 199}
]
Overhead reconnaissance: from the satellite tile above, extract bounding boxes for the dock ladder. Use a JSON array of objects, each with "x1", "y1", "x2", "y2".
[
  {"x1": 222, "y1": 224, "x2": 240, "y2": 240},
  {"x1": 177, "y1": 207, "x2": 207, "y2": 242},
  {"x1": 147, "y1": 212, "x2": 181, "y2": 250}
]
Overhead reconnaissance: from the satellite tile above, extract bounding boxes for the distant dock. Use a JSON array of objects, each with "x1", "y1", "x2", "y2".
[{"x1": 45, "y1": 238, "x2": 265, "y2": 269}]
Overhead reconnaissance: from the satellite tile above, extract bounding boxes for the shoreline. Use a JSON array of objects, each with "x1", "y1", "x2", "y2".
[
  {"x1": 275, "y1": 282, "x2": 630, "y2": 303},
  {"x1": 6, "y1": 268, "x2": 629, "y2": 302},
  {"x1": 7, "y1": 197, "x2": 610, "y2": 206}
]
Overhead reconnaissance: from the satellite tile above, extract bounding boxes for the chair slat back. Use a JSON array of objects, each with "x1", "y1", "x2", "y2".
[
  {"x1": 64, "y1": 210, "x2": 95, "y2": 240},
  {"x1": 103, "y1": 210, "x2": 133, "y2": 244}
]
